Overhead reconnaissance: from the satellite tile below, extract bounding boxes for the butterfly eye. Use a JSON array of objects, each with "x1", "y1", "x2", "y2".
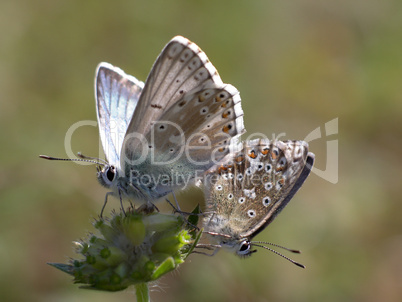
[
  {"x1": 106, "y1": 166, "x2": 116, "y2": 182},
  {"x1": 238, "y1": 240, "x2": 251, "y2": 255}
]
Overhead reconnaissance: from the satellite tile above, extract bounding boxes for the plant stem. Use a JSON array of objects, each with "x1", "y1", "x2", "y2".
[{"x1": 135, "y1": 283, "x2": 150, "y2": 302}]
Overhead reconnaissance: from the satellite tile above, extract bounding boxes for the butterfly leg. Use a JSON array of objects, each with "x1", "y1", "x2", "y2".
[
  {"x1": 193, "y1": 244, "x2": 221, "y2": 256},
  {"x1": 172, "y1": 191, "x2": 181, "y2": 212},
  {"x1": 165, "y1": 194, "x2": 215, "y2": 231},
  {"x1": 165, "y1": 198, "x2": 200, "y2": 230},
  {"x1": 126, "y1": 181, "x2": 159, "y2": 213},
  {"x1": 164, "y1": 191, "x2": 183, "y2": 214},
  {"x1": 100, "y1": 191, "x2": 114, "y2": 218},
  {"x1": 165, "y1": 198, "x2": 214, "y2": 217},
  {"x1": 148, "y1": 201, "x2": 160, "y2": 212},
  {"x1": 117, "y1": 188, "x2": 127, "y2": 216}
]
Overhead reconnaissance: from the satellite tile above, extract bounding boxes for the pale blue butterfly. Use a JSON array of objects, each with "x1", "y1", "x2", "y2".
[{"x1": 201, "y1": 139, "x2": 314, "y2": 266}]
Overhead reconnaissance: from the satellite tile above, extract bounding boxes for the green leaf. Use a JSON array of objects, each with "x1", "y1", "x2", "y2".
[
  {"x1": 187, "y1": 204, "x2": 201, "y2": 227},
  {"x1": 182, "y1": 228, "x2": 204, "y2": 259},
  {"x1": 150, "y1": 257, "x2": 175, "y2": 280},
  {"x1": 48, "y1": 263, "x2": 74, "y2": 275}
]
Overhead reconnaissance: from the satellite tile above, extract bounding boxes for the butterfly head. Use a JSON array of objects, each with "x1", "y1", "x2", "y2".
[
  {"x1": 204, "y1": 224, "x2": 258, "y2": 257},
  {"x1": 224, "y1": 238, "x2": 258, "y2": 258},
  {"x1": 97, "y1": 164, "x2": 118, "y2": 188},
  {"x1": 205, "y1": 232, "x2": 304, "y2": 266}
]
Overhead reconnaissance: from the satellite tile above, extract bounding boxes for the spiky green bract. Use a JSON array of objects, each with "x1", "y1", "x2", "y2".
[{"x1": 49, "y1": 207, "x2": 202, "y2": 292}]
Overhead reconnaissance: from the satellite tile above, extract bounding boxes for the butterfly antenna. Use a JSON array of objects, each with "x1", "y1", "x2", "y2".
[
  {"x1": 252, "y1": 241, "x2": 302, "y2": 254},
  {"x1": 118, "y1": 188, "x2": 126, "y2": 216},
  {"x1": 76, "y1": 152, "x2": 108, "y2": 165},
  {"x1": 252, "y1": 243, "x2": 305, "y2": 268},
  {"x1": 39, "y1": 154, "x2": 105, "y2": 166}
]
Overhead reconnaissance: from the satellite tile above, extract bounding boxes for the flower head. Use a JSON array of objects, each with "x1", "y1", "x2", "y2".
[{"x1": 50, "y1": 206, "x2": 202, "y2": 292}]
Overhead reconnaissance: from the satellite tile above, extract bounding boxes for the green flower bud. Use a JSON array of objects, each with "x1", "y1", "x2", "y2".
[
  {"x1": 94, "y1": 220, "x2": 116, "y2": 242},
  {"x1": 152, "y1": 233, "x2": 185, "y2": 254},
  {"x1": 121, "y1": 215, "x2": 146, "y2": 245},
  {"x1": 143, "y1": 213, "x2": 182, "y2": 232}
]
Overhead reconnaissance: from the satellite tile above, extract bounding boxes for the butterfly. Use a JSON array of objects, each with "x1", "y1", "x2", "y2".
[
  {"x1": 202, "y1": 138, "x2": 314, "y2": 264},
  {"x1": 94, "y1": 36, "x2": 245, "y2": 208}
]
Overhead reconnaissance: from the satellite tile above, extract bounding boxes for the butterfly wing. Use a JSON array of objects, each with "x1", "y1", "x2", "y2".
[
  {"x1": 144, "y1": 83, "x2": 244, "y2": 168},
  {"x1": 204, "y1": 139, "x2": 314, "y2": 238},
  {"x1": 119, "y1": 37, "x2": 245, "y2": 197},
  {"x1": 96, "y1": 62, "x2": 144, "y2": 167},
  {"x1": 268, "y1": 152, "x2": 315, "y2": 227},
  {"x1": 124, "y1": 36, "x2": 223, "y2": 138}
]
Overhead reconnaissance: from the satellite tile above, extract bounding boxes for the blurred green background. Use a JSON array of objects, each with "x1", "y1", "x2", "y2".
[{"x1": 1, "y1": 0, "x2": 401, "y2": 301}]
